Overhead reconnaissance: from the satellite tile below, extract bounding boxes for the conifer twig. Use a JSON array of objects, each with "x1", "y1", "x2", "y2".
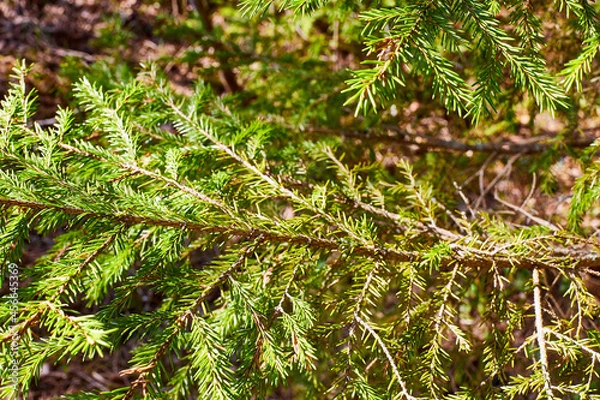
[
  {"x1": 532, "y1": 267, "x2": 553, "y2": 399},
  {"x1": 160, "y1": 87, "x2": 381, "y2": 245},
  {"x1": 2, "y1": 232, "x2": 118, "y2": 342},
  {"x1": 545, "y1": 329, "x2": 600, "y2": 362},
  {"x1": 120, "y1": 236, "x2": 262, "y2": 399},
  {"x1": 343, "y1": 262, "x2": 382, "y2": 391},
  {"x1": 58, "y1": 142, "x2": 240, "y2": 221},
  {"x1": 355, "y1": 315, "x2": 415, "y2": 400}
]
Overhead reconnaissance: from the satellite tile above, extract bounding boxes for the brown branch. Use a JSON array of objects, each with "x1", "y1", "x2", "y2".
[
  {"x1": 303, "y1": 125, "x2": 598, "y2": 154},
  {"x1": 494, "y1": 192, "x2": 560, "y2": 231}
]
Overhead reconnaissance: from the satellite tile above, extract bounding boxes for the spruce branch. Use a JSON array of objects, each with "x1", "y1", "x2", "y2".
[
  {"x1": 3, "y1": 6, "x2": 600, "y2": 392},
  {"x1": 560, "y1": 36, "x2": 600, "y2": 92},
  {"x1": 459, "y1": 0, "x2": 568, "y2": 114},
  {"x1": 509, "y1": 0, "x2": 544, "y2": 55},
  {"x1": 57, "y1": 141, "x2": 240, "y2": 222},
  {"x1": 546, "y1": 329, "x2": 600, "y2": 362},
  {"x1": 157, "y1": 80, "x2": 392, "y2": 246},
  {"x1": 120, "y1": 237, "x2": 261, "y2": 399},
  {"x1": 344, "y1": 1, "x2": 472, "y2": 115},
  {"x1": 3, "y1": 196, "x2": 600, "y2": 273},
  {"x1": 280, "y1": 172, "x2": 460, "y2": 241},
  {"x1": 341, "y1": 261, "x2": 385, "y2": 393},
  {"x1": 1, "y1": 232, "x2": 118, "y2": 343}
]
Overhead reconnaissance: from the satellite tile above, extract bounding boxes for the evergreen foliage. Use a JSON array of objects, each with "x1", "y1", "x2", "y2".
[{"x1": 2, "y1": 1, "x2": 600, "y2": 399}]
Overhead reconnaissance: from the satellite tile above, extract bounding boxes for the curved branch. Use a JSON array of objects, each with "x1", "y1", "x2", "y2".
[{"x1": 303, "y1": 125, "x2": 597, "y2": 154}]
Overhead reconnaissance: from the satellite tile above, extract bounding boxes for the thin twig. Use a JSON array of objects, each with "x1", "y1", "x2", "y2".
[
  {"x1": 453, "y1": 181, "x2": 476, "y2": 219},
  {"x1": 302, "y1": 125, "x2": 598, "y2": 154},
  {"x1": 521, "y1": 172, "x2": 537, "y2": 209},
  {"x1": 473, "y1": 154, "x2": 519, "y2": 210},
  {"x1": 494, "y1": 191, "x2": 559, "y2": 231},
  {"x1": 545, "y1": 329, "x2": 600, "y2": 362},
  {"x1": 532, "y1": 268, "x2": 554, "y2": 399},
  {"x1": 355, "y1": 315, "x2": 416, "y2": 400}
]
